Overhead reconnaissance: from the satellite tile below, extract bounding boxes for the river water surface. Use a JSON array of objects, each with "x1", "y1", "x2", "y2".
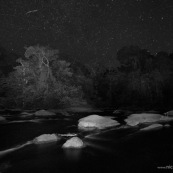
[{"x1": 0, "y1": 111, "x2": 173, "y2": 173}]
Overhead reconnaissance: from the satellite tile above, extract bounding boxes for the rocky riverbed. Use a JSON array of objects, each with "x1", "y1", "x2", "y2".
[{"x1": 0, "y1": 108, "x2": 173, "y2": 173}]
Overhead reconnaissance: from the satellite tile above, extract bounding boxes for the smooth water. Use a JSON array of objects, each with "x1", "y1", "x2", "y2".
[{"x1": 0, "y1": 112, "x2": 173, "y2": 173}]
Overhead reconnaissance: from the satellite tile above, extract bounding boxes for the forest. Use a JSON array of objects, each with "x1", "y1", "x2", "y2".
[{"x1": 0, "y1": 45, "x2": 173, "y2": 110}]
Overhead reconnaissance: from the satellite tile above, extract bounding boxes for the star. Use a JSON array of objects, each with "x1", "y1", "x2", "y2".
[{"x1": 0, "y1": 0, "x2": 172, "y2": 63}]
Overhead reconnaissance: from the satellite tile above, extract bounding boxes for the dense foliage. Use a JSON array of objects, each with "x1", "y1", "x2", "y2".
[
  {"x1": 0, "y1": 45, "x2": 84, "y2": 109},
  {"x1": 92, "y1": 46, "x2": 173, "y2": 109},
  {"x1": 0, "y1": 45, "x2": 173, "y2": 110}
]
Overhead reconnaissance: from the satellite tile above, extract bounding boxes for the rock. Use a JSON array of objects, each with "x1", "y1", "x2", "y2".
[
  {"x1": 78, "y1": 114, "x2": 120, "y2": 130},
  {"x1": 21, "y1": 112, "x2": 33, "y2": 115},
  {"x1": 34, "y1": 110, "x2": 56, "y2": 117},
  {"x1": 164, "y1": 124, "x2": 171, "y2": 128},
  {"x1": 140, "y1": 124, "x2": 163, "y2": 131},
  {"x1": 33, "y1": 134, "x2": 60, "y2": 144},
  {"x1": 62, "y1": 137, "x2": 84, "y2": 148},
  {"x1": 20, "y1": 112, "x2": 33, "y2": 118},
  {"x1": 159, "y1": 116, "x2": 173, "y2": 123},
  {"x1": 117, "y1": 125, "x2": 132, "y2": 129},
  {"x1": 0, "y1": 116, "x2": 6, "y2": 122},
  {"x1": 125, "y1": 113, "x2": 163, "y2": 126},
  {"x1": 164, "y1": 110, "x2": 173, "y2": 117},
  {"x1": 59, "y1": 133, "x2": 77, "y2": 137}
]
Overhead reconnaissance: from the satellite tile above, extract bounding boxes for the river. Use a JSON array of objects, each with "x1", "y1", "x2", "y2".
[{"x1": 0, "y1": 110, "x2": 173, "y2": 173}]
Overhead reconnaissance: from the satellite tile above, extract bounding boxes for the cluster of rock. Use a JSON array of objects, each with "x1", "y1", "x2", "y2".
[
  {"x1": 30, "y1": 109, "x2": 173, "y2": 132},
  {"x1": 1, "y1": 109, "x2": 173, "y2": 149},
  {"x1": 32, "y1": 133, "x2": 84, "y2": 148},
  {"x1": 32, "y1": 114, "x2": 120, "y2": 148}
]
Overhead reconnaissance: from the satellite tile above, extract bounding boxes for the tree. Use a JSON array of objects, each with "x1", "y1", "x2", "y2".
[
  {"x1": 3, "y1": 45, "x2": 83, "y2": 109},
  {"x1": 116, "y1": 46, "x2": 173, "y2": 108}
]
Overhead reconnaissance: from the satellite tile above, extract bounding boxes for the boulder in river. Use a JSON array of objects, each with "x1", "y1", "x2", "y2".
[
  {"x1": 34, "y1": 110, "x2": 56, "y2": 117},
  {"x1": 20, "y1": 112, "x2": 33, "y2": 118},
  {"x1": 124, "y1": 113, "x2": 163, "y2": 126},
  {"x1": 0, "y1": 116, "x2": 6, "y2": 122},
  {"x1": 164, "y1": 110, "x2": 173, "y2": 117},
  {"x1": 33, "y1": 134, "x2": 60, "y2": 144},
  {"x1": 159, "y1": 116, "x2": 173, "y2": 123},
  {"x1": 62, "y1": 137, "x2": 84, "y2": 148},
  {"x1": 164, "y1": 124, "x2": 171, "y2": 128},
  {"x1": 140, "y1": 124, "x2": 163, "y2": 131},
  {"x1": 78, "y1": 114, "x2": 120, "y2": 130}
]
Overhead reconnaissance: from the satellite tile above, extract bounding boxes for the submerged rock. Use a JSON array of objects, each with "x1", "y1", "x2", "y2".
[
  {"x1": 59, "y1": 133, "x2": 77, "y2": 137},
  {"x1": 33, "y1": 134, "x2": 60, "y2": 144},
  {"x1": 125, "y1": 113, "x2": 163, "y2": 126},
  {"x1": 164, "y1": 124, "x2": 171, "y2": 128},
  {"x1": 34, "y1": 110, "x2": 56, "y2": 117},
  {"x1": 62, "y1": 137, "x2": 84, "y2": 148},
  {"x1": 20, "y1": 112, "x2": 33, "y2": 118},
  {"x1": 164, "y1": 110, "x2": 173, "y2": 117},
  {"x1": 78, "y1": 114, "x2": 120, "y2": 130},
  {"x1": 0, "y1": 116, "x2": 6, "y2": 122},
  {"x1": 21, "y1": 112, "x2": 33, "y2": 115},
  {"x1": 140, "y1": 124, "x2": 163, "y2": 131},
  {"x1": 159, "y1": 116, "x2": 173, "y2": 123}
]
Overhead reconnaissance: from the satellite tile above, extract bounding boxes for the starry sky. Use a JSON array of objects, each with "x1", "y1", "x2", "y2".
[{"x1": 0, "y1": 0, "x2": 173, "y2": 65}]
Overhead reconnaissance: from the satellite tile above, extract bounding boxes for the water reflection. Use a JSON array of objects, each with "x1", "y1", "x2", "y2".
[
  {"x1": 63, "y1": 149, "x2": 82, "y2": 162},
  {"x1": 85, "y1": 134, "x2": 112, "y2": 141},
  {"x1": 0, "y1": 112, "x2": 172, "y2": 173},
  {"x1": 84, "y1": 141, "x2": 113, "y2": 153},
  {"x1": 0, "y1": 161, "x2": 11, "y2": 172}
]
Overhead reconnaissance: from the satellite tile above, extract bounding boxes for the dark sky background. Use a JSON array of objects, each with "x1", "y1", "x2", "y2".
[{"x1": 0, "y1": 0, "x2": 173, "y2": 65}]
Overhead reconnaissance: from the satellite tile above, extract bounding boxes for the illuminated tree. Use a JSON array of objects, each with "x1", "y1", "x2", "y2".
[{"x1": 4, "y1": 45, "x2": 83, "y2": 109}]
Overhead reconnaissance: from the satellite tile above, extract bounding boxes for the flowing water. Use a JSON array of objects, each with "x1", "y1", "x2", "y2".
[{"x1": 0, "y1": 110, "x2": 173, "y2": 173}]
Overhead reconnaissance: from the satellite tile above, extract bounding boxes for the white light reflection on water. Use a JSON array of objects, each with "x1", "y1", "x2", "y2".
[{"x1": 84, "y1": 141, "x2": 113, "y2": 154}]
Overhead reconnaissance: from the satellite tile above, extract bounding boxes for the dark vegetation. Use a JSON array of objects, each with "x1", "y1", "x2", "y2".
[{"x1": 0, "y1": 45, "x2": 173, "y2": 110}]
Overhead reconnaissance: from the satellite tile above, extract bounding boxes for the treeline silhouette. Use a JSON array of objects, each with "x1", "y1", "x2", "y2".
[{"x1": 0, "y1": 45, "x2": 173, "y2": 110}]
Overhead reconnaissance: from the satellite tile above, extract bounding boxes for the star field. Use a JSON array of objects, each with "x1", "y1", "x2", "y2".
[{"x1": 0, "y1": 0, "x2": 173, "y2": 64}]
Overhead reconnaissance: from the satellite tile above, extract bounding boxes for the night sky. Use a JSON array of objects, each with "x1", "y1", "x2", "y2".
[{"x1": 0, "y1": 0, "x2": 173, "y2": 65}]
